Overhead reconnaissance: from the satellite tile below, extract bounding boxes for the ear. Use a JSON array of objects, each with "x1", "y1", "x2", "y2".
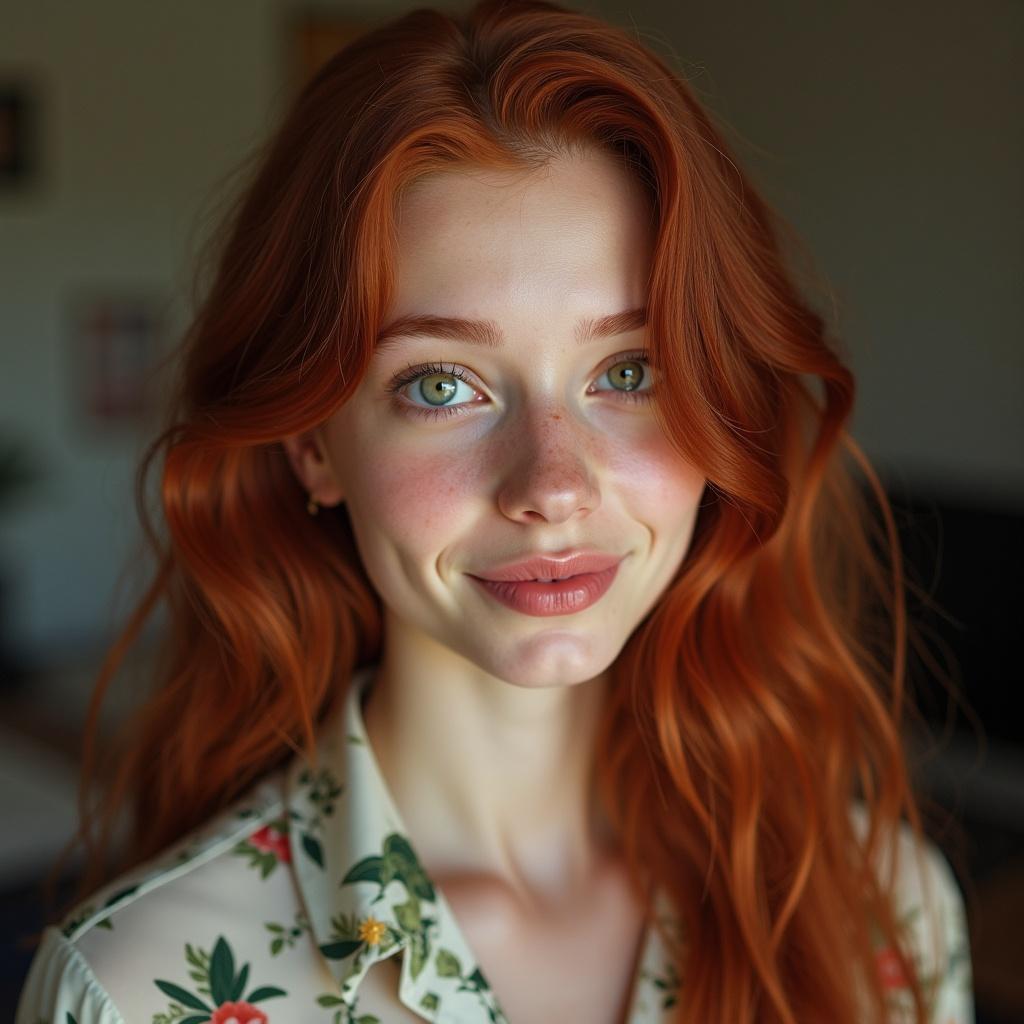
[{"x1": 280, "y1": 426, "x2": 345, "y2": 507}]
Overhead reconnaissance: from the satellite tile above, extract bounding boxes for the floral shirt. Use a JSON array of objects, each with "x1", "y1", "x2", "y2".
[{"x1": 16, "y1": 664, "x2": 974, "y2": 1024}]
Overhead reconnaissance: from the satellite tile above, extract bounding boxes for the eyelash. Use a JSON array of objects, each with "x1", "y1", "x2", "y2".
[{"x1": 384, "y1": 349, "x2": 655, "y2": 422}]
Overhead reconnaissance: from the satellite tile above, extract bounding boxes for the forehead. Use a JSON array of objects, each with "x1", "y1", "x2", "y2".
[{"x1": 389, "y1": 150, "x2": 655, "y2": 322}]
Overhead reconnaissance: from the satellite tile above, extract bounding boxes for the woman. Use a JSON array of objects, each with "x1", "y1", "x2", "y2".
[{"x1": 16, "y1": 1, "x2": 973, "y2": 1022}]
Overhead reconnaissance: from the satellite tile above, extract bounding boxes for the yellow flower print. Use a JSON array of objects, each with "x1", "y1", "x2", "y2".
[{"x1": 358, "y1": 915, "x2": 388, "y2": 945}]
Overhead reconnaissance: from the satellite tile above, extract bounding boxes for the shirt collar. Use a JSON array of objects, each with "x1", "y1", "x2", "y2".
[{"x1": 284, "y1": 663, "x2": 680, "y2": 1023}]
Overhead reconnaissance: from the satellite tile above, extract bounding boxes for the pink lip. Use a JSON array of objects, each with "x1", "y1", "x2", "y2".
[
  {"x1": 467, "y1": 551, "x2": 625, "y2": 617},
  {"x1": 470, "y1": 550, "x2": 624, "y2": 582}
]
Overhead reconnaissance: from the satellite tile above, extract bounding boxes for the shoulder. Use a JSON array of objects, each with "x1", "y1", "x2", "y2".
[
  {"x1": 849, "y1": 801, "x2": 975, "y2": 1022},
  {"x1": 59, "y1": 769, "x2": 288, "y2": 944},
  {"x1": 16, "y1": 769, "x2": 298, "y2": 1024}
]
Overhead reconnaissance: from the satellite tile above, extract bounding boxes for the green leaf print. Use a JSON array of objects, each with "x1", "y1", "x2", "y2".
[
  {"x1": 320, "y1": 938, "x2": 365, "y2": 960},
  {"x1": 153, "y1": 935, "x2": 287, "y2": 1022},
  {"x1": 247, "y1": 985, "x2": 288, "y2": 1001},
  {"x1": 104, "y1": 883, "x2": 140, "y2": 907},
  {"x1": 300, "y1": 766, "x2": 344, "y2": 818},
  {"x1": 393, "y1": 895, "x2": 423, "y2": 933},
  {"x1": 60, "y1": 903, "x2": 115, "y2": 937},
  {"x1": 342, "y1": 854, "x2": 385, "y2": 888},
  {"x1": 406, "y1": 928, "x2": 430, "y2": 981},
  {"x1": 317, "y1": 993, "x2": 346, "y2": 1007},
  {"x1": 315, "y1": 992, "x2": 382, "y2": 1024},
  {"x1": 154, "y1": 980, "x2": 211, "y2": 1012},
  {"x1": 265, "y1": 910, "x2": 312, "y2": 956},
  {"x1": 230, "y1": 962, "x2": 250, "y2": 1001},
  {"x1": 293, "y1": 766, "x2": 343, "y2": 870},
  {"x1": 151, "y1": 1004, "x2": 196, "y2": 1024},
  {"x1": 233, "y1": 846, "x2": 273, "y2": 878},
  {"x1": 185, "y1": 942, "x2": 212, "y2": 999},
  {"x1": 380, "y1": 834, "x2": 436, "y2": 902},
  {"x1": 435, "y1": 948, "x2": 462, "y2": 978},
  {"x1": 644, "y1": 957, "x2": 681, "y2": 1010},
  {"x1": 208, "y1": 937, "x2": 236, "y2": 1004},
  {"x1": 432, "y1": 947, "x2": 507, "y2": 1022},
  {"x1": 303, "y1": 833, "x2": 325, "y2": 867},
  {"x1": 342, "y1": 834, "x2": 437, "y2": 909}
]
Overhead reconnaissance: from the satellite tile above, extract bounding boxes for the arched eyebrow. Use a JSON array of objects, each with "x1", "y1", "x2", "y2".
[{"x1": 375, "y1": 306, "x2": 647, "y2": 350}]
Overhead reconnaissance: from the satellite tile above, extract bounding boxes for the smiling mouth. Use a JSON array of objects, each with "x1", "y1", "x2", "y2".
[{"x1": 467, "y1": 562, "x2": 622, "y2": 616}]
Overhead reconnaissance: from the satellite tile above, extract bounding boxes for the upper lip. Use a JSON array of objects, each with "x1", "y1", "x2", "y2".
[{"x1": 469, "y1": 550, "x2": 624, "y2": 582}]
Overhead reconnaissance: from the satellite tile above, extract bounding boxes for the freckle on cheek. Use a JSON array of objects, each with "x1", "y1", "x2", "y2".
[{"x1": 374, "y1": 459, "x2": 471, "y2": 537}]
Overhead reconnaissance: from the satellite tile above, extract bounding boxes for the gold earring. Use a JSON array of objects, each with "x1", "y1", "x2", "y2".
[{"x1": 306, "y1": 496, "x2": 319, "y2": 515}]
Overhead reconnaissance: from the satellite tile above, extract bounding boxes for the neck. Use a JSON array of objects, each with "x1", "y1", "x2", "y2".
[{"x1": 360, "y1": 625, "x2": 618, "y2": 908}]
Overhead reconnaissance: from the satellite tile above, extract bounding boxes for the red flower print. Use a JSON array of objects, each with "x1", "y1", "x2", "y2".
[
  {"x1": 249, "y1": 823, "x2": 291, "y2": 863},
  {"x1": 210, "y1": 1001, "x2": 269, "y2": 1024},
  {"x1": 876, "y1": 947, "x2": 909, "y2": 989}
]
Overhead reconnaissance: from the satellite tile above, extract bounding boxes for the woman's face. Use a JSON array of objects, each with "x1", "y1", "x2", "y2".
[{"x1": 287, "y1": 148, "x2": 706, "y2": 689}]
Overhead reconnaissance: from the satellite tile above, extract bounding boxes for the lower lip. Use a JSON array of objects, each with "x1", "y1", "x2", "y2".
[{"x1": 468, "y1": 562, "x2": 622, "y2": 617}]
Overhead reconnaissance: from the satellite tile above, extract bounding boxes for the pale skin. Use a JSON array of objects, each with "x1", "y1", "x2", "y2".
[{"x1": 283, "y1": 147, "x2": 706, "y2": 1022}]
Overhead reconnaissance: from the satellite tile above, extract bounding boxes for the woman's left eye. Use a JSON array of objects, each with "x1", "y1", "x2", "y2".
[{"x1": 385, "y1": 351, "x2": 654, "y2": 421}]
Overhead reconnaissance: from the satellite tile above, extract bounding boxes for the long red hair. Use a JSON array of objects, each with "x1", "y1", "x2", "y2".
[{"x1": 37, "y1": 2, "x2": 967, "y2": 1022}]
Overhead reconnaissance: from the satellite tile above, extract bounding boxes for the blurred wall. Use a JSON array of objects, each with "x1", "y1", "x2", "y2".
[{"x1": 0, "y1": 0, "x2": 1020, "y2": 668}]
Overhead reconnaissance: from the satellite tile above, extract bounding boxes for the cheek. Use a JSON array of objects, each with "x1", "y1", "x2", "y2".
[
  {"x1": 604, "y1": 425, "x2": 706, "y2": 522},
  {"x1": 330, "y1": 423, "x2": 488, "y2": 547},
  {"x1": 382, "y1": 455, "x2": 480, "y2": 540}
]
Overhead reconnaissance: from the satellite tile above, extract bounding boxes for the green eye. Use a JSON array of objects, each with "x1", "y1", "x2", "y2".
[
  {"x1": 606, "y1": 359, "x2": 646, "y2": 392},
  {"x1": 416, "y1": 373, "x2": 459, "y2": 406},
  {"x1": 386, "y1": 350, "x2": 655, "y2": 422}
]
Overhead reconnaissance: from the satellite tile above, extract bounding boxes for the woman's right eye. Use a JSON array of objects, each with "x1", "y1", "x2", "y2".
[{"x1": 384, "y1": 361, "x2": 483, "y2": 420}]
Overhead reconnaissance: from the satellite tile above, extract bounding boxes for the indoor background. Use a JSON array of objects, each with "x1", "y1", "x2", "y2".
[{"x1": 1, "y1": 0, "x2": 1021, "y2": 1020}]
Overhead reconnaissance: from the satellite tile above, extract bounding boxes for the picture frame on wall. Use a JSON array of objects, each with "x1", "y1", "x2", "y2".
[{"x1": 65, "y1": 289, "x2": 167, "y2": 430}]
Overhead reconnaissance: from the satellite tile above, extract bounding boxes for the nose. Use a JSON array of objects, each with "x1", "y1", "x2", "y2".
[{"x1": 494, "y1": 407, "x2": 601, "y2": 524}]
